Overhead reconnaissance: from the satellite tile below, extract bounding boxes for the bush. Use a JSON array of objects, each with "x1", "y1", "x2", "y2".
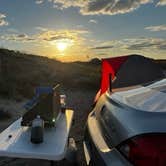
[{"x1": 0, "y1": 107, "x2": 12, "y2": 120}]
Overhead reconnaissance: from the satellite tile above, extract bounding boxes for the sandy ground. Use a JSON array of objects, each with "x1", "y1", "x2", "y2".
[{"x1": 0, "y1": 90, "x2": 96, "y2": 166}]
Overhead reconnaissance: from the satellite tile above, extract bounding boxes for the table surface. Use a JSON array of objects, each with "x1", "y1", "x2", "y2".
[{"x1": 0, "y1": 110, "x2": 74, "y2": 161}]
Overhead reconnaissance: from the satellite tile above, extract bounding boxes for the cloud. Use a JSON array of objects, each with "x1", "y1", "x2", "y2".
[
  {"x1": 35, "y1": 26, "x2": 48, "y2": 31},
  {"x1": 127, "y1": 42, "x2": 156, "y2": 50},
  {"x1": 89, "y1": 19, "x2": 98, "y2": 24},
  {"x1": 125, "y1": 38, "x2": 166, "y2": 50},
  {"x1": 145, "y1": 25, "x2": 166, "y2": 31},
  {"x1": 37, "y1": 29, "x2": 89, "y2": 43},
  {"x1": 1, "y1": 33, "x2": 35, "y2": 42},
  {"x1": 93, "y1": 38, "x2": 166, "y2": 52},
  {"x1": 156, "y1": 0, "x2": 166, "y2": 6},
  {"x1": 1, "y1": 29, "x2": 89, "y2": 46},
  {"x1": 35, "y1": 0, "x2": 44, "y2": 4},
  {"x1": 46, "y1": 0, "x2": 151, "y2": 15},
  {"x1": 0, "y1": 13, "x2": 9, "y2": 26},
  {"x1": 35, "y1": 0, "x2": 166, "y2": 15},
  {"x1": 91, "y1": 45, "x2": 113, "y2": 49}
]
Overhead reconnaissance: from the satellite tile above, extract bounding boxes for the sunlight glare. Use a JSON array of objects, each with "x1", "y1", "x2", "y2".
[{"x1": 56, "y1": 42, "x2": 68, "y2": 51}]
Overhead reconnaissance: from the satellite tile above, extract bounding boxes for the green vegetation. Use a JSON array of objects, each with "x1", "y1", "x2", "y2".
[
  {"x1": 0, "y1": 48, "x2": 101, "y2": 100},
  {"x1": 0, "y1": 48, "x2": 165, "y2": 100}
]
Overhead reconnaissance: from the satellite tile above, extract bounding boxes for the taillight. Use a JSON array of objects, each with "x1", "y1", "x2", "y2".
[{"x1": 118, "y1": 134, "x2": 166, "y2": 166}]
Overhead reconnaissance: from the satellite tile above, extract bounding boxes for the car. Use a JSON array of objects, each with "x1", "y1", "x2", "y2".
[{"x1": 83, "y1": 55, "x2": 166, "y2": 166}]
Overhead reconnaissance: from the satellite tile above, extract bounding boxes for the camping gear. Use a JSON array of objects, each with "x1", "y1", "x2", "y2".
[
  {"x1": 0, "y1": 85, "x2": 76, "y2": 164},
  {"x1": 0, "y1": 110, "x2": 74, "y2": 161},
  {"x1": 31, "y1": 115, "x2": 44, "y2": 144},
  {"x1": 21, "y1": 85, "x2": 61, "y2": 127},
  {"x1": 60, "y1": 94, "x2": 66, "y2": 113},
  {"x1": 95, "y1": 55, "x2": 164, "y2": 101}
]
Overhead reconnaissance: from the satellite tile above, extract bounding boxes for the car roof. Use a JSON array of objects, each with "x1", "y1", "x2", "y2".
[{"x1": 110, "y1": 78, "x2": 166, "y2": 112}]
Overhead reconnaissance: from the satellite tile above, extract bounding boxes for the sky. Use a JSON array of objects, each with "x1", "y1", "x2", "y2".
[{"x1": 0, "y1": 0, "x2": 166, "y2": 61}]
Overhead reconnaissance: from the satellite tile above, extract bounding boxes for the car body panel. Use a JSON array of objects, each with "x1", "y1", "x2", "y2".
[
  {"x1": 84, "y1": 78, "x2": 166, "y2": 165},
  {"x1": 111, "y1": 78, "x2": 166, "y2": 112},
  {"x1": 84, "y1": 112, "x2": 132, "y2": 166}
]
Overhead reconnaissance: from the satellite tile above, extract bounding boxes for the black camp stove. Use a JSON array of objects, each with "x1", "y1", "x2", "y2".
[{"x1": 21, "y1": 85, "x2": 62, "y2": 127}]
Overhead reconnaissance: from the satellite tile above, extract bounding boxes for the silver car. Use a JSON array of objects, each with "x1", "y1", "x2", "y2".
[{"x1": 83, "y1": 55, "x2": 166, "y2": 166}]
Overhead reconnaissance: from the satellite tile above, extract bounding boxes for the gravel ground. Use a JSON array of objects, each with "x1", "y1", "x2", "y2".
[
  {"x1": 0, "y1": 90, "x2": 97, "y2": 166},
  {"x1": 66, "y1": 90, "x2": 96, "y2": 166}
]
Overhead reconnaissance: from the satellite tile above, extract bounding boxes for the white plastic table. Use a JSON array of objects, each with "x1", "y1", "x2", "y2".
[{"x1": 0, "y1": 110, "x2": 74, "y2": 161}]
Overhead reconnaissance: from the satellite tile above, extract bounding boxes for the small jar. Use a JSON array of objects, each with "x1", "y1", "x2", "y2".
[
  {"x1": 60, "y1": 94, "x2": 66, "y2": 113},
  {"x1": 31, "y1": 115, "x2": 44, "y2": 144}
]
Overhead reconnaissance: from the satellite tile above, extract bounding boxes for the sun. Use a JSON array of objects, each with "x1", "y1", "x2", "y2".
[
  {"x1": 51, "y1": 39, "x2": 73, "y2": 52},
  {"x1": 56, "y1": 42, "x2": 68, "y2": 52}
]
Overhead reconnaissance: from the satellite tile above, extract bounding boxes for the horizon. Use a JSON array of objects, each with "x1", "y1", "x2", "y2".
[
  {"x1": 1, "y1": 47, "x2": 166, "y2": 63},
  {"x1": 0, "y1": 0, "x2": 166, "y2": 61}
]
